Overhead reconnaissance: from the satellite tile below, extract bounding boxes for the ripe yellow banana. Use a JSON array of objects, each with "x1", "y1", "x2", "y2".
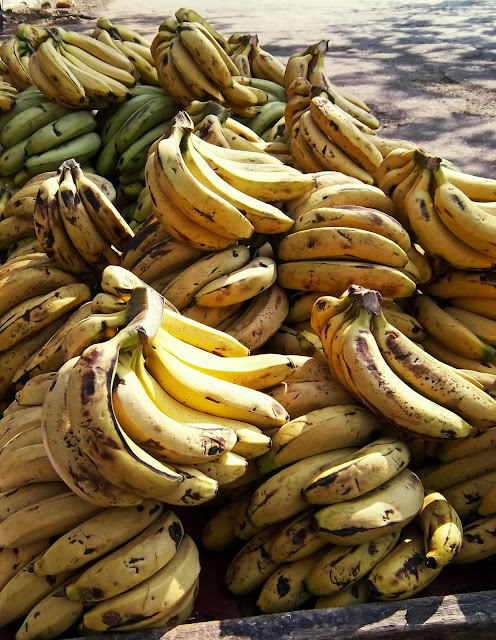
[
  {"x1": 314, "y1": 469, "x2": 425, "y2": 545},
  {"x1": 417, "y1": 490, "x2": 463, "y2": 568},
  {"x1": 305, "y1": 531, "x2": 400, "y2": 596},
  {"x1": 445, "y1": 306, "x2": 496, "y2": 346},
  {"x1": 269, "y1": 508, "x2": 328, "y2": 563},
  {"x1": 454, "y1": 514, "x2": 496, "y2": 563},
  {"x1": 34, "y1": 500, "x2": 163, "y2": 576},
  {"x1": 443, "y1": 471, "x2": 496, "y2": 520},
  {"x1": 366, "y1": 524, "x2": 443, "y2": 600},
  {"x1": 256, "y1": 404, "x2": 381, "y2": 473},
  {"x1": 417, "y1": 448, "x2": 496, "y2": 492},
  {"x1": 315, "y1": 579, "x2": 368, "y2": 609},
  {"x1": 303, "y1": 437, "x2": 411, "y2": 505},
  {"x1": 80, "y1": 534, "x2": 199, "y2": 632}
]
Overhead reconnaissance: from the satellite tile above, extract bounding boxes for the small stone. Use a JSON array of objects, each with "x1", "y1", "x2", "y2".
[
  {"x1": 40, "y1": 1, "x2": 51, "y2": 8},
  {"x1": 55, "y1": 0, "x2": 74, "y2": 7}
]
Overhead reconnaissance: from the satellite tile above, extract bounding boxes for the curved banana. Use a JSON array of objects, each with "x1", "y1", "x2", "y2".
[
  {"x1": 366, "y1": 525, "x2": 442, "y2": 600},
  {"x1": 305, "y1": 531, "x2": 400, "y2": 596},
  {"x1": 417, "y1": 490, "x2": 463, "y2": 568},
  {"x1": 314, "y1": 469, "x2": 425, "y2": 545}
]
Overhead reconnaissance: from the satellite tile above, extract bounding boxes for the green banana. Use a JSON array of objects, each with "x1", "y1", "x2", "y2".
[
  {"x1": 25, "y1": 110, "x2": 97, "y2": 156},
  {"x1": 101, "y1": 93, "x2": 157, "y2": 145},
  {"x1": 249, "y1": 100, "x2": 287, "y2": 136},
  {"x1": 116, "y1": 121, "x2": 169, "y2": 174},
  {"x1": 0, "y1": 136, "x2": 30, "y2": 175},
  {"x1": 24, "y1": 131, "x2": 101, "y2": 176},
  {"x1": 0, "y1": 88, "x2": 45, "y2": 132},
  {"x1": 0, "y1": 102, "x2": 71, "y2": 149},
  {"x1": 114, "y1": 95, "x2": 178, "y2": 154}
]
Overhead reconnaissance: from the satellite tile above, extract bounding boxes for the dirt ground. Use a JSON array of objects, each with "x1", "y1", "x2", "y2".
[{"x1": 1, "y1": 0, "x2": 495, "y2": 177}]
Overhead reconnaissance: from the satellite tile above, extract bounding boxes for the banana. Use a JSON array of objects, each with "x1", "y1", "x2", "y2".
[
  {"x1": 0, "y1": 101, "x2": 70, "y2": 149},
  {"x1": 194, "y1": 256, "x2": 277, "y2": 306},
  {"x1": 154, "y1": 44, "x2": 197, "y2": 105},
  {"x1": 120, "y1": 218, "x2": 169, "y2": 269},
  {"x1": 417, "y1": 490, "x2": 463, "y2": 568},
  {"x1": 35, "y1": 500, "x2": 163, "y2": 576},
  {"x1": 15, "y1": 578, "x2": 84, "y2": 640},
  {"x1": 422, "y1": 336, "x2": 496, "y2": 374},
  {"x1": 277, "y1": 260, "x2": 416, "y2": 298},
  {"x1": 112, "y1": 356, "x2": 237, "y2": 463},
  {"x1": 114, "y1": 95, "x2": 177, "y2": 154},
  {"x1": 366, "y1": 524, "x2": 443, "y2": 600},
  {"x1": 41, "y1": 357, "x2": 145, "y2": 508},
  {"x1": 445, "y1": 306, "x2": 496, "y2": 346},
  {"x1": 0, "y1": 491, "x2": 103, "y2": 548},
  {"x1": 223, "y1": 283, "x2": 290, "y2": 351},
  {"x1": 80, "y1": 534, "x2": 199, "y2": 632},
  {"x1": 1, "y1": 38, "x2": 32, "y2": 90},
  {"x1": 287, "y1": 291, "x2": 323, "y2": 323},
  {"x1": 0, "y1": 425, "x2": 43, "y2": 452},
  {"x1": 33, "y1": 173, "x2": 93, "y2": 275},
  {"x1": 257, "y1": 548, "x2": 329, "y2": 614},
  {"x1": 0, "y1": 553, "x2": 73, "y2": 629},
  {"x1": 438, "y1": 427, "x2": 496, "y2": 462},
  {"x1": 414, "y1": 294, "x2": 496, "y2": 361},
  {"x1": 24, "y1": 131, "x2": 102, "y2": 176},
  {"x1": 191, "y1": 132, "x2": 316, "y2": 201},
  {"x1": 0, "y1": 540, "x2": 50, "y2": 593},
  {"x1": 372, "y1": 311, "x2": 496, "y2": 429},
  {"x1": 161, "y1": 245, "x2": 250, "y2": 310},
  {"x1": 184, "y1": 131, "x2": 294, "y2": 234},
  {"x1": 315, "y1": 579, "x2": 368, "y2": 609},
  {"x1": 177, "y1": 22, "x2": 232, "y2": 87},
  {"x1": 13, "y1": 303, "x2": 94, "y2": 385},
  {"x1": 72, "y1": 163, "x2": 133, "y2": 250},
  {"x1": 144, "y1": 340, "x2": 289, "y2": 429},
  {"x1": 0, "y1": 282, "x2": 91, "y2": 352},
  {"x1": 153, "y1": 120, "x2": 254, "y2": 240},
  {"x1": 65, "y1": 508, "x2": 182, "y2": 603},
  {"x1": 193, "y1": 451, "x2": 248, "y2": 485},
  {"x1": 267, "y1": 508, "x2": 328, "y2": 563},
  {"x1": 0, "y1": 443, "x2": 61, "y2": 494},
  {"x1": 27, "y1": 52, "x2": 83, "y2": 110},
  {"x1": 58, "y1": 27, "x2": 136, "y2": 73},
  {"x1": 278, "y1": 227, "x2": 408, "y2": 268},
  {"x1": 153, "y1": 326, "x2": 297, "y2": 389},
  {"x1": 433, "y1": 165, "x2": 496, "y2": 257},
  {"x1": 154, "y1": 461, "x2": 218, "y2": 506},
  {"x1": 290, "y1": 182, "x2": 396, "y2": 218},
  {"x1": 315, "y1": 469, "x2": 425, "y2": 545},
  {"x1": 169, "y1": 36, "x2": 225, "y2": 101},
  {"x1": 303, "y1": 437, "x2": 411, "y2": 505},
  {"x1": 443, "y1": 471, "x2": 496, "y2": 520},
  {"x1": 110, "y1": 39, "x2": 159, "y2": 86},
  {"x1": 382, "y1": 301, "x2": 426, "y2": 341},
  {"x1": 59, "y1": 41, "x2": 135, "y2": 89},
  {"x1": 128, "y1": 236, "x2": 203, "y2": 285},
  {"x1": 246, "y1": 448, "x2": 358, "y2": 528},
  {"x1": 452, "y1": 514, "x2": 496, "y2": 563},
  {"x1": 256, "y1": 404, "x2": 380, "y2": 473},
  {"x1": 265, "y1": 377, "x2": 356, "y2": 420},
  {"x1": 225, "y1": 523, "x2": 283, "y2": 595},
  {"x1": 305, "y1": 531, "x2": 400, "y2": 596},
  {"x1": 14, "y1": 372, "x2": 56, "y2": 405},
  {"x1": 201, "y1": 499, "x2": 241, "y2": 551},
  {"x1": 417, "y1": 448, "x2": 496, "y2": 492},
  {"x1": 0, "y1": 482, "x2": 67, "y2": 522},
  {"x1": 61, "y1": 310, "x2": 127, "y2": 359},
  {"x1": 292, "y1": 205, "x2": 411, "y2": 253},
  {"x1": 0, "y1": 215, "x2": 34, "y2": 249},
  {"x1": 338, "y1": 300, "x2": 473, "y2": 440},
  {"x1": 57, "y1": 165, "x2": 120, "y2": 270},
  {"x1": 0, "y1": 404, "x2": 42, "y2": 442},
  {"x1": 428, "y1": 269, "x2": 496, "y2": 300}
]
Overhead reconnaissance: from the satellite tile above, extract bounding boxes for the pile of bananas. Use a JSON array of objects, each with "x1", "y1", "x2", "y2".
[{"x1": 1, "y1": 3, "x2": 496, "y2": 636}]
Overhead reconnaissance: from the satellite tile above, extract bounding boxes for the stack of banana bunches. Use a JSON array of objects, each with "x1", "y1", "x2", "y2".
[{"x1": 0, "y1": 5, "x2": 495, "y2": 639}]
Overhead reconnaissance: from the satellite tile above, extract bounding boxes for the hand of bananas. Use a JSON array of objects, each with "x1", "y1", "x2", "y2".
[{"x1": 1, "y1": 3, "x2": 496, "y2": 637}]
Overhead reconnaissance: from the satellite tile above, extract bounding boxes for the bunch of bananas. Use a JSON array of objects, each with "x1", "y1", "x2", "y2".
[
  {"x1": 145, "y1": 112, "x2": 309, "y2": 250},
  {"x1": 0, "y1": 252, "x2": 92, "y2": 403},
  {"x1": 151, "y1": 11, "x2": 279, "y2": 116},
  {"x1": 92, "y1": 17, "x2": 160, "y2": 86},
  {"x1": 0, "y1": 77, "x2": 18, "y2": 112},
  {"x1": 315, "y1": 285, "x2": 496, "y2": 438},
  {"x1": 0, "y1": 36, "x2": 33, "y2": 90},
  {"x1": 0, "y1": 91, "x2": 100, "y2": 179},
  {"x1": 285, "y1": 40, "x2": 378, "y2": 131},
  {"x1": 96, "y1": 85, "x2": 179, "y2": 191},
  {"x1": 28, "y1": 27, "x2": 137, "y2": 109},
  {"x1": 203, "y1": 426, "x2": 464, "y2": 611},
  {"x1": 0, "y1": 469, "x2": 199, "y2": 637},
  {"x1": 228, "y1": 34, "x2": 285, "y2": 86},
  {"x1": 31, "y1": 160, "x2": 133, "y2": 274},
  {"x1": 377, "y1": 148, "x2": 496, "y2": 271}
]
